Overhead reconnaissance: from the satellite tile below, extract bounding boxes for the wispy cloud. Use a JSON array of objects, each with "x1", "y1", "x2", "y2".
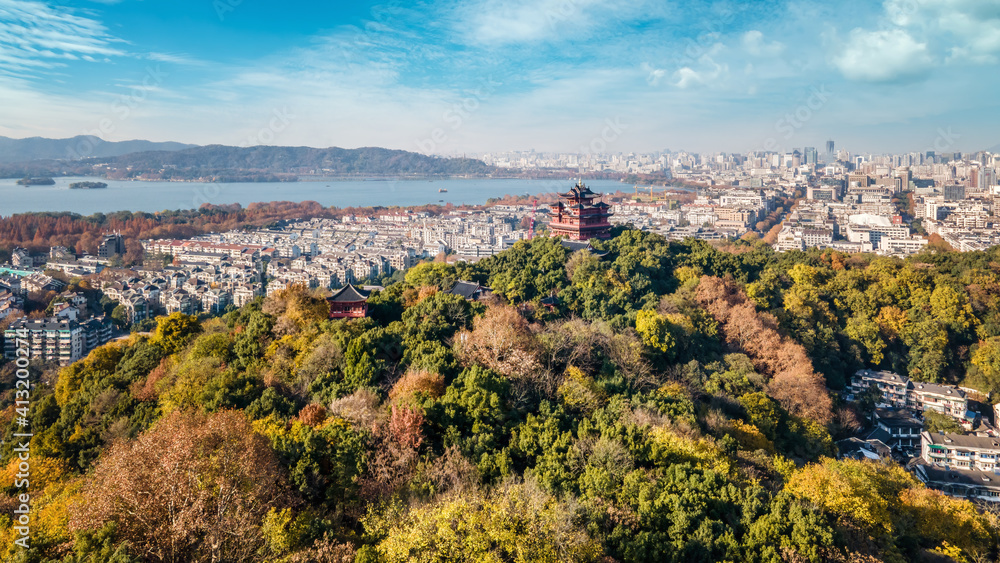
[
  {"x1": 1, "y1": 0, "x2": 999, "y2": 153},
  {"x1": 145, "y1": 52, "x2": 205, "y2": 66},
  {"x1": 0, "y1": 0, "x2": 125, "y2": 76}
]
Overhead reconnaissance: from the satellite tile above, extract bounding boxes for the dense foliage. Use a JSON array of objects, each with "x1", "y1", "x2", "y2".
[{"x1": 2, "y1": 231, "x2": 1000, "y2": 562}]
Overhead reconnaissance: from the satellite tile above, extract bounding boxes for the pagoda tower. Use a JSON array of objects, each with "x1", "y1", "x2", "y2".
[{"x1": 547, "y1": 181, "x2": 613, "y2": 241}]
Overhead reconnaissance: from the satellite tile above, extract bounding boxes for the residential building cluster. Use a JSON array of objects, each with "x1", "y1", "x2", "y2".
[
  {"x1": 775, "y1": 151, "x2": 999, "y2": 256},
  {"x1": 0, "y1": 280, "x2": 113, "y2": 367},
  {"x1": 843, "y1": 368, "x2": 1000, "y2": 503},
  {"x1": 482, "y1": 146, "x2": 1000, "y2": 257}
]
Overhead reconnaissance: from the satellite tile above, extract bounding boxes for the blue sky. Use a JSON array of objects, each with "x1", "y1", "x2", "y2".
[{"x1": 1, "y1": 0, "x2": 999, "y2": 155}]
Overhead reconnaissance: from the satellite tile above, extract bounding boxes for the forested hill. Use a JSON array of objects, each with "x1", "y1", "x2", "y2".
[
  {"x1": 0, "y1": 144, "x2": 495, "y2": 180},
  {"x1": 0, "y1": 135, "x2": 194, "y2": 164},
  {"x1": 100, "y1": 145, "x2": 489, "y2": 174},
  {"x1": 99, "y1": 145, "x2": 494, "y2": 176},
  {"x1": 3, "y1": 231, "x2": 1000, "y2": 562}
]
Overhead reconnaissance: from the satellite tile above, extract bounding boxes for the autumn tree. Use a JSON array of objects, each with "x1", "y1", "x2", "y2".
[
  {"x1": 149, "y1": 312, "x2": 202, "y2": 354},
  {"x1": 69, "y1": 410, "x2": 291, "y2": 563},
  {"x1": 696, "y1": 275, "x2": 833, "y2": 424},
  {"x1": 456, "y1": 305, "x2": 550, "y2": 399}
]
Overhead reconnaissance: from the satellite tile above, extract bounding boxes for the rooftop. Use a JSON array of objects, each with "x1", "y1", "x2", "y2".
[
  {"x1": 923, "y1": 431, "x2": 1000, "y2": 450},
  {"x1": 916, "y1": 464, "x2": 1000, "y2": 490},
  {"x1": 328, "y1": 284, "x2": 371, "y2": 303}
]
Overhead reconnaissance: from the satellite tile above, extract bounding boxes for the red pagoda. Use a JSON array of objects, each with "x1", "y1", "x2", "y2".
[
  {"x1": 548, "y1": 181, "x2": 613, "y2": 240},
  {"x1": 327, "y1": 284, "x2": 371, "y2": 319}
]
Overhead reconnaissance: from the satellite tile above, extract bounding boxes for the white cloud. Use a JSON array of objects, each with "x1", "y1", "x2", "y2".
[
  {"x1": 146, "y1": 52, "x2": 205, "y2": 66},
  {"x1": 833, "y1": 28, "x2": 932, "y2": 82},
  {"x1": 673, "y1": 56, "x2": 727, "y2": 89},
  {"x1": 742, "y1": 30, "x2": 784, "y2": 57},
  {"x1": 456, "y1": 0, "x2": 604, "y2": 45},
  {"x1": 641, "y1": 62, "x2": 666, "y2": 86},
  {"x1": 451, "y1": 0, "x2": 672, "y2": 47},
  {"x1": 881, "y1": 0, "x2": 1000, "y2": 63}
]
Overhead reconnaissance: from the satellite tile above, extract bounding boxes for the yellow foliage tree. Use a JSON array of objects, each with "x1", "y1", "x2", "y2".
[
  {"x1": 899, "y1": 487, "x2": 993, "y2": 557},
  {"x1": 785, "y1": 458, "x2": 916, "y2": 536},
  {"x1": 368, "y1": 482, "x2": 604, "y2": 563}
]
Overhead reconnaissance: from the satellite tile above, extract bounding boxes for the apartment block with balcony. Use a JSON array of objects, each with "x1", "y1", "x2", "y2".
[
  {"x1": 3, "y1": 316, "x2": 111, "y2": 366},
  {"x1": 921, "y1": 432, "x2": 1000, "y2": 472},
  {"x1": 850, "y1": 369, "x2": 909, "y2": 408},
  {"x1": 849, "y1": 369, "x2": 969, "y2": 422}
]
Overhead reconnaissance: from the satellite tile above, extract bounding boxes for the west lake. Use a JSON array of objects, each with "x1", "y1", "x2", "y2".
[{"x1": 0, "y1": 177, "x2": 627, "y2": 215}]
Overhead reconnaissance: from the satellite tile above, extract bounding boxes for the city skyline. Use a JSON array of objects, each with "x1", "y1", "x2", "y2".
[{"x1": 1, "y1": 0, "x2": 999, "y2": 155}]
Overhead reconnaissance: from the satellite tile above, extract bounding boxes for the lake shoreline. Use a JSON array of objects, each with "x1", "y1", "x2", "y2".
[{"x1": 0, "y1": 176, "x2": 629, "y2": 215}]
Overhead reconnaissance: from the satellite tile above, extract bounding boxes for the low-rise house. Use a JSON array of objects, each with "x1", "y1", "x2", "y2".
[
  {"x1": 866, "y1": 408, "x2": 924, "y2": 455},
  {"x1": 447, "y1": 281, "x2": 491, "y2": 301},
  {"x1": 163, "y1": 289, "x2": 198, "y2": 316}
]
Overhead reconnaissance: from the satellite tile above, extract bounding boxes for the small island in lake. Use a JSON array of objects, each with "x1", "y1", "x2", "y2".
[
  {"x1": 17, "y1": 177, "x2": 56, "y2": 186},
  {"x1": 69, "y1": 181, "x2": 108, "y2": 189}
]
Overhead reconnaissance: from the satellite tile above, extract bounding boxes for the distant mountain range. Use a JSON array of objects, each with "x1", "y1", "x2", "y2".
[
  {"x1": 0, "y1": 141, "x2": 495, "y2": 180},
  {"x1": 0, "y1": 135, "x2": 195, "y2": 164},
  {"x1": 101, "y1": 145, "x2": 495, "y2": 177}
]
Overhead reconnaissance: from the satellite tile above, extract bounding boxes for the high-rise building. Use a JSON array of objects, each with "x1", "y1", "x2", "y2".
[
  {"x1": 804, "y1": 147, "x2": 818, "y2": 165},
  {"x1": 985, "y1": 167, "x2": 998, "y2": 189},
  {"x1": 825, "y1": 140, "x2": 835, "y2": 155}
]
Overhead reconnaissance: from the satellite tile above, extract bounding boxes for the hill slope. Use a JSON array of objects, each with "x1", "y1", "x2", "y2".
[
  {"x1": 0, "y1": 144, "x2": 495, "y2": 179},
  {"x1": 98, "y1": 144, "x2": 494, "y2": 176},
  {"x1": 0, "y1": 135, "x2": 195, "y2": 163}
]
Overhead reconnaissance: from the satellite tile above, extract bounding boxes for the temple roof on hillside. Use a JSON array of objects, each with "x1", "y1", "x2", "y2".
[{"x1": 329, "y1": 284, "x2": 371, "y2": 303}]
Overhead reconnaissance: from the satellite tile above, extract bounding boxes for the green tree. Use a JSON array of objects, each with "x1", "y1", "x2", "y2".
[{"x1": 149, "y1": 312, "x2": 201, "y2": 354}]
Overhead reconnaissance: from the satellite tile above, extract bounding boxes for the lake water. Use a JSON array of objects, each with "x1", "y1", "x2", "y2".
[{"x1": 0, "y1": 177, "x2": 627, "y2": 216}]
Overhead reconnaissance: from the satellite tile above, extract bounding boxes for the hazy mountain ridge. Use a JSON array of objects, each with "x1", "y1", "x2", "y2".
[
  {"x1": 0, "y1": 142, "x2": 495, "y2": 179},
  {"x1": 98, "y1": 144, "x2": 495, "y2": 176},
  {"x1": 0, "y1": 135, "x2": 195, "y2": 163}
]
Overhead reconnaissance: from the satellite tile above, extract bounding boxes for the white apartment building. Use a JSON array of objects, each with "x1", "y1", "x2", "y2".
[{"x1": 922, "y1": 432, "x2": 1000, "y2": 472}]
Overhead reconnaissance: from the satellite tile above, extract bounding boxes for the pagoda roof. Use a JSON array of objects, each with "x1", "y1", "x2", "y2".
[
  {"x1": 329, "y1": 283, "x2": 371, "y2": 303},
  {"x1": 557, "y1": 181, "x2": 599, "y2": 198}
]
